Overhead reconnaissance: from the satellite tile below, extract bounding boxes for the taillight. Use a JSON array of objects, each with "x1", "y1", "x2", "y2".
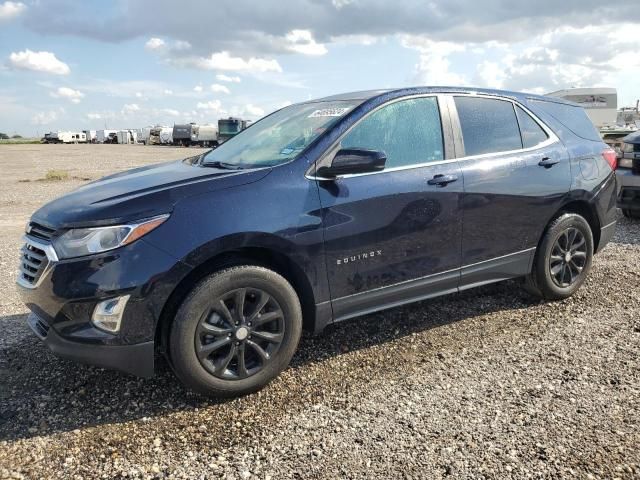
[{"x1": 602, "y1": 148, "x2": 617, "y2": 171}]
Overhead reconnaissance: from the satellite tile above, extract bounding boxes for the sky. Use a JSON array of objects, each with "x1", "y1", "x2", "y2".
[{"x1": 1, "y1": 0, "x2": 640, "y2": 137}]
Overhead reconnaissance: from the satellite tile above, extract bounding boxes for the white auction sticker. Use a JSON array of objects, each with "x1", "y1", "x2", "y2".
[{"x1": 308, "y1": 107, "x2": 351, "y2": 118}]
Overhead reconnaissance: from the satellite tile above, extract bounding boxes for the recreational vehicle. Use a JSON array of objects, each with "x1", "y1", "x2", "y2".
[
  {"x1": 190, "y1": 124, "x2": 218, "y2": 147},
  {"x1": 173, "y1": 124, "x2": 194, "y2": 146},
  {"x1": 547, "y1": 88, "x2": 617, "y2": 128}
]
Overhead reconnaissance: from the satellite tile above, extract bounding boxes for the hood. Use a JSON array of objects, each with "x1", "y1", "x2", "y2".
[{"x1": 32, "y1": 159, "x2": 271, "y2": 229}]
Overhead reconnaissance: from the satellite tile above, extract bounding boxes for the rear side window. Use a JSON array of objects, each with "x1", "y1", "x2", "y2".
[
  {"x1": 529, "y1": 100, "x2": 601, "y2": 142},
  {"x1": 454, "y1": 97, "x2": 522, "y2": 156},
  {"x1": 340, "y1": 97, "x2": 444, "y2": 168},
  {"x1": 515, "y1": 105, "x2": 548, "y2": 148}
]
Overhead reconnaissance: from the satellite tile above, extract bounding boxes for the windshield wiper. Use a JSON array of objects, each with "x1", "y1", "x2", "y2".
[{"x1": 202, "y1": 160, "x2": 243, "y2": 170}]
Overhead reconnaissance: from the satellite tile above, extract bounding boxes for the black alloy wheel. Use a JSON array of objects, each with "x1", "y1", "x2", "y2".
[
  {"x1": 549, "y1": 227, "x2": 587, "y2": 288},
  {"x1": 195, "y1": 288, "x2": 285, "y2": 380}
]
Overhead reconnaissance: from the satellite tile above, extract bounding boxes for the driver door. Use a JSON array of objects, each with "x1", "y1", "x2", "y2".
[{"x1": 315, "y1": 96, "x2": 464, "y2": 321}]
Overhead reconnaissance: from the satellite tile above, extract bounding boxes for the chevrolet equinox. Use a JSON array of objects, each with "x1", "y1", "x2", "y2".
[{"x1": 18, "y1": 87, "x2": 618, "y2": 397}]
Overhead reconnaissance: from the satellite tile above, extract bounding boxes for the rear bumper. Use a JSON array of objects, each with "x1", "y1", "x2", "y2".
[{"x1": 26, "y1": 311, "x2": 155, "y2": 377}]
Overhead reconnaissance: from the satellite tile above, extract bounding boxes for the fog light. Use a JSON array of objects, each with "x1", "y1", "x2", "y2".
[{"x1": 92, "y1": 295, "x2": 130, "y2": 333}]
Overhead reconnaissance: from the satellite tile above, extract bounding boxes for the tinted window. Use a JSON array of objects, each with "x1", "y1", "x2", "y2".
[
  {"x1": 530, "y1": 100, "x2": 600, "y2": 142},
  {"x1": 516, "y1": 105, "x2": 548, "y2": 148},
  {"x1": 340, "y1": 97, "x2": 443, "y2": 168},
  {"x1": 454, "y1": 97, "x2": 522, "y2": 156}
]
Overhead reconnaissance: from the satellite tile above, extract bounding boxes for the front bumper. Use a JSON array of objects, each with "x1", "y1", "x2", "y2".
[
  {"x1": 17, "y1": 236, "x2": 190, "y2": 377},
  {"x1": 26, "y1": 311, "x2": 155, "y2": 377},
  {"x1": 615, "y1": 168, "x2": 640, "y2": 210}
]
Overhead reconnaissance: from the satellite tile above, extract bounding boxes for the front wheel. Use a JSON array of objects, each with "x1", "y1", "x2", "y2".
[
  {"x1": 523, "y1": 213, "x2": 594, "y2": 300},
  {"x1": 169, "y1": 265, "x2": 302, "y2": 397}
]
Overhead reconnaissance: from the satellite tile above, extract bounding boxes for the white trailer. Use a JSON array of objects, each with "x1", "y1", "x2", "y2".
[
  {"x1": 138, "y1": 127, "x2": 153, "y2": 145},
  {"x1": 96, "y1": 129, "x2": 119, "y2": 143},
  {"x1": 51, "y1": 131, "x2": 87, "y2": 144},
  {"x1": 191, "y1": 124, "x2": 218, "y2": 147},
  {"x1": 159, "y1": 127, "x2": 173, "y2": 145},
  {"x1": 83, "y1": 130, "x2": 97, "y2": 143},
  {"x1": 116, "y1": 130, "x2": 138, "y2": 145}
]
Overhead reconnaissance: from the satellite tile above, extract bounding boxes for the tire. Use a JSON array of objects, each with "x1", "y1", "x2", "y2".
[
  {"x1": 169, "y1": 265, "x2": 302, "y2": 397},
  {"x1": 523, "y1": 213, "x2": 594, "y2": 300}
]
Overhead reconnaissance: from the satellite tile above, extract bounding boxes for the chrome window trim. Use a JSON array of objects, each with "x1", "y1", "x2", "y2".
[
  {"x1": 306, "y1": 92, "x2": 560, "y2": 181},
  {"x1": 16, "y1": 235, "x2": 58, "y2": 290}
]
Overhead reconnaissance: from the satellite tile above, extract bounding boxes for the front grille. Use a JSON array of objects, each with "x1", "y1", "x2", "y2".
[
  {"x1": 19, "y1": 241, "x2": 49, "y2": 286},
  {"x1": 27, "y1": 222, "x2": 56, "y2": 241},
  {"x1": 633, "y1": 158, "x2": 640, "y2": 175}
]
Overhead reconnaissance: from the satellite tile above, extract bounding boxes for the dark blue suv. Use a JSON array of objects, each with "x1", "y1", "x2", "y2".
[{"x1": 18, "y1": 87, "x2": 618, "y2": 397}]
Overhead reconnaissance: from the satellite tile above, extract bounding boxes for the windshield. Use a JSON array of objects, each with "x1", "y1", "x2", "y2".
[{"x1": 202, "y1": 101, "x2": 357, "y2": 168}]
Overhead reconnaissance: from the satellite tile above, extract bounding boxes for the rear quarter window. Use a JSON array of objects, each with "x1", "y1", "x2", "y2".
[{"x1": 529, "y1": 100, "x2": 601, "y2": 142}]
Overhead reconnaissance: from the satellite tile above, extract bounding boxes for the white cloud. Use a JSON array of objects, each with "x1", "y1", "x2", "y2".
[
  {"x1": 0, "y1": 1, "x2": 25, "y2": 21},
  {"x1": 184, "y1": 51, "x2": 282, "y2": 73},
  {"x1": 193, "y1": 85, "x2": 203, "y2": 92},
  {"x1": 87, "y1": 112, "x2": 102, "y2": 120},
  {"x1": 163, "y1": 88, "x2": 173, "y2": 95},
  {"x1": 197, "y1": 100, "x2": 223, "y2": 112},
  {"x1": 8, "y1": 50, "x2": 70, "y2": 75},
  {"x1": 122, "y1": 103, "x2": 140, "y2": 114},
  {"x1": 210, "y1": 83, "x2": 230, "y2": 94},
  {"x1": 160, "y1": 108, "x2": 180, "y2": 116},
  {"x1": 284, "y1": 30, "x2": 328, "y2": 56},
  {"x1": 243, "y1": 104, "x2": 265, "y2": 117},
  {"x1": 50, "y1": 87, "x2": 85, "y2": 104},
  {"x1": 401, "y1": 36, "x2": 467, "y2": 85},
  {"x1": 216, "y1": 74, "x2": 241, "y2": 83},
  {"x1": 145, "y1": 37, "x2": 165, "y2": 50},
  {"x1": 31, "y1": 110, "x2": 58, "y2": 125}
]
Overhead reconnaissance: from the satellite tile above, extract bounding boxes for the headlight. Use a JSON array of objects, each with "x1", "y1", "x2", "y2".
[{"x1": 52, "y1": 214, "x2": 169, "y2": 259}]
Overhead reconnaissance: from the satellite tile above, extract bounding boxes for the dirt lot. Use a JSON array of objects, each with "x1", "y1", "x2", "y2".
[{"x1": 0, "y1": 144, "x2": 639, "y2": 479}]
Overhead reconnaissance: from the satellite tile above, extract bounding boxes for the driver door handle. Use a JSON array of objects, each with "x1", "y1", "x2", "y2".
[
  {"x1": 538, "y1": 157, "x2": 559, "y2": 168},
  {"x1": 428, "y1": 174, "x2": 458, "y2": 186}
]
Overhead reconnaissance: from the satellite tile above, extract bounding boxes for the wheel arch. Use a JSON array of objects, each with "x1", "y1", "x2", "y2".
[
  {"x1": 543, "y1": 198, "x2": 601, "y2": 251},
  {"x1": 156, "y1": 244, "x2": 318, "y2": 355}
]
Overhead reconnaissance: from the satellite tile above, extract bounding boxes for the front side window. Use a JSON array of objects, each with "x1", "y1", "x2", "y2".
[
  {"x1": 516, "y1": 105, "x2": 549, "y2": 148},
  {"x1": 454, "y1": 96, "x2": 522, "y2": 156},
  {"x1": 340, "y1": 97, "x2": 444, "y2": 169}
]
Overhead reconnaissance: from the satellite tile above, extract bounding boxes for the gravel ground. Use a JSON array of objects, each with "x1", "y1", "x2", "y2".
[{"x1": 0, "y1": 144, "x2": 639, "y2": 479}]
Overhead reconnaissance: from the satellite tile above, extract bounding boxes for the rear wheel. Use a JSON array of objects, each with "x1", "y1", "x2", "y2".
[
  {"x1": 169, "y1": 266, "x2": 302, "y2": 397},
  {"x1": 523, "y1": 213, "x2": 594, "y2": 300}
]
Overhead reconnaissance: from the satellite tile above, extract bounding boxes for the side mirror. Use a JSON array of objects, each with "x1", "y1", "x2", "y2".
[{"x1": 317, "y1": 148, "x2": 386, "y2": 178}]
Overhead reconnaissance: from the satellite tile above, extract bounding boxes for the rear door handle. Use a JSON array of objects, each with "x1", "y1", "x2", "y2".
[
  {"x1": 538, "y1": 157, "x2": 559, "y2": 168},
  {"x1": 427, "y1": 174, "x2": 458, "y2": 186}
]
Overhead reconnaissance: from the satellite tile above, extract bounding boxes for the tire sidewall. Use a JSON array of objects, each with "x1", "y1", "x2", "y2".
[
  {"x1": 169, "y1": 266, "x2": 302, "y2": 397},
  {"x1": 536, "y1": 213, "x2": 594, "y2": 300}
]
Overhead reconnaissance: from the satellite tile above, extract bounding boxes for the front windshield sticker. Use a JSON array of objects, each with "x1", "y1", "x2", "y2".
[{"x1": 308, "y1": 107, "x2": 351, "y2": 118}]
